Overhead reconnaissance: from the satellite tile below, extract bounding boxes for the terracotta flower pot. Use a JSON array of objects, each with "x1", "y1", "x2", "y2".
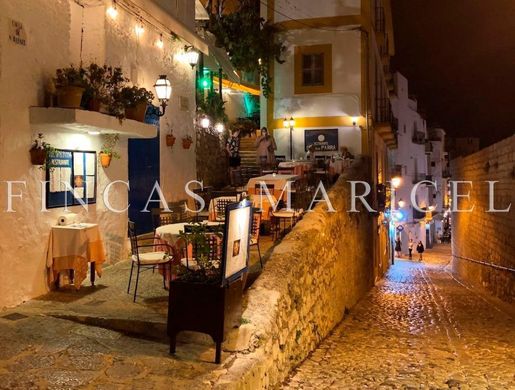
[
  {"x1": 30, "y1": 147, "x2": 47, "y2": 165},
  {"x1": 99, "y1": 152, "x2": 112, "y2": 168},
  {"x1": 56, "y1": 86, "x2": 85, "y2": 109},
  {"x1": 166, "y1": 135, "x2": 176, "y2": 147},
  {"x1": 125, "y1": 102, "x2": 148, "y2": 122},
  {"x1": 182, "y1": 138, "x2": 193, "y2": 149},
  {"x1": 88, "y1": 98, "x2": 102, "y2": 112}
]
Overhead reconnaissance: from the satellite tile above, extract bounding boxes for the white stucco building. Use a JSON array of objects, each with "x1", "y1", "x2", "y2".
[
  {"x1": 0, "y1": 0, "x2": 206, "y2": 308},
  {"x1": 391, "y1": 72, "x2": 448, "y2": 251}
]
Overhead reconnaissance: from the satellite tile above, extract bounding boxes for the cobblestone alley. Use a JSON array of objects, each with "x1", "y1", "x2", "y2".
[{"x1": 284, "y1": 245, "x2": 515, "y2": 389}]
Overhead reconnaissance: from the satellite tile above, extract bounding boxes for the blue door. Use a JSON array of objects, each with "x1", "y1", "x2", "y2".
[{"x1": 128, "y1": 106, "x2": 160, "y2": 235}]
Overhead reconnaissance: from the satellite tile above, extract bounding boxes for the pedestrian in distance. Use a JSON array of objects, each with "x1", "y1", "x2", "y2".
[
  {"x1": 395, "y1": 237, "x2": 402, "y2": 258},
  {"x1": 225, "y1": 129, "x2": 241, "y2": 186},
  {"x1": 416, "y1": 241, "x2": 425, "y2": 261},
  {"x1": 255, "y1": 127, "x2": 276, "y2": 171},
  {"x1": 408, "y1": 239, "x2": 414, "y2": 260}
]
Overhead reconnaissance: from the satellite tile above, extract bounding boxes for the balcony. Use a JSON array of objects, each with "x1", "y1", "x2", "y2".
[
  {"x1": 412, "y1": 131, "x2": 425, "y2": 145},
  {"x1": 375, "y1": 98, "x2": 397, "y2": 149}
]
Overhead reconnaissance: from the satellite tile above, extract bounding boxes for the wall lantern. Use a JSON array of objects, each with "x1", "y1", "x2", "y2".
[
  {"x1": 214, "y1": 122, "x2": 225, "y2": 133},
  {"x1": 398, "y1": 199, "x2": 406, "y2": 208},
  {"x1": 154, "y1": 75, "x2": 172, "y2": 116},
  {"x1": 184, "y1": 45, "x2": 200, "y2": 68},
  {"x1": 106, "y1": 1, "x2": 118, "y2": 19},
  {"x1": 200, "y1": 117, "x2": 211, "y2": 129}
]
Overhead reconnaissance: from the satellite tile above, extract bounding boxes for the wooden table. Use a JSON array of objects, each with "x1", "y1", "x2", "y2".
[{"x1": 46, "y1": 223, "x2": 105, "y2": 289}]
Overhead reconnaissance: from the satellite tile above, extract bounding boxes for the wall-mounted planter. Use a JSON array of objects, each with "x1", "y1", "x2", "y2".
[
  {"x1": 125, "y1": 102, "x2": 148, "y2": 122},
  {"x1": 182, "y1": 138, "x2": 193, "y2": 149},
  {"x1": 99, "y1": 152, "x2": 112, "y2": 168},
  {"x1": 56, "y1": 86, "x2": 85, "y2": 109},
  {"x1": 166, "y1": 134, "x2": 176, "y2": 147},
  {"x1": 30, "y1": 147, "x2": 47, "y2": 165}
]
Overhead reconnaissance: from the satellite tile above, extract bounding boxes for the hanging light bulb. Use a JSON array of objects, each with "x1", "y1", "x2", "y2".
[
  {"x1": 200, "y1": 117, "x2": 211, "y2": 129},
  {"x1": 135, "y1": 20, "x2": 144, "y2": 36},
  {"x1": 106, "y1": 1, "x2": 118, "y2": 19},
  {"x1": 155, "y1": 33, "x2": 164, "y2": 49}
]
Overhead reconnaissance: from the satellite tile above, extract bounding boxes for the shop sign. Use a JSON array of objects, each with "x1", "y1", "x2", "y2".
[
  {"x1": 8, "y1": 19, "x2": 27, "y2": 46},
  {"x1": 305, "y1": 129, "x2": 338, "y2": 151}
]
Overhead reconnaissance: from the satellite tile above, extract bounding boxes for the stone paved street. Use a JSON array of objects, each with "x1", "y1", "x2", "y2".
[{"x1": 284, "y1": 245, "x2": 515, "y2": 389}]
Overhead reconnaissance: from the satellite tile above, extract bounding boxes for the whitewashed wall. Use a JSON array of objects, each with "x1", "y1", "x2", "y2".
[
  {"x1": 272, "y1": 0, "x2": 360, "y2": 22},
  {"x1": 0, "y1": 0, "x2": 196, "y2": 308}
]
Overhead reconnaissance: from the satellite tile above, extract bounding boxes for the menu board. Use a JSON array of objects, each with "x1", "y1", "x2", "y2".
[
  {"x1": 46, "y1": 149, "x2": 97, "y2": 209},
  {"x1": 221, "y1": 201, "x2": 252, "y2": 285}
]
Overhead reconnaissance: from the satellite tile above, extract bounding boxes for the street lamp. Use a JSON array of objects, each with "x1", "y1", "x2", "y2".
[
  {"x1": 184, "y1": 46, "x2": 200, "y2": 68},
  {"x1": 154, "y1": 75, "x2": 172, "y2": 116},
  {"x1": 398, "y1": 199, "x2": 406, "y2": 208},
  {"x1": 283, "y1": 117, "x2": 295, "y2": 160},
  {"x1": 391, "y1": 176, "x2": 402, "y2": 189}
]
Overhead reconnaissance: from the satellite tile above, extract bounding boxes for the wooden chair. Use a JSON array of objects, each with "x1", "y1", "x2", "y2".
[
  {"x1": 127, "y1": 221, "x2": 173, "y2": 302},
  {"x1": 250, "y1": 211, "x2": 263, "y2": 268}
]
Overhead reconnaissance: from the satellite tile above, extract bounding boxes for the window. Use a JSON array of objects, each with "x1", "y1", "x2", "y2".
[
  {"x1": 302, "y1": 53, "x2": 324, "y2": 86},
  {"x1": 294, "y1": 44, "x2": 332, "y2": 94}
]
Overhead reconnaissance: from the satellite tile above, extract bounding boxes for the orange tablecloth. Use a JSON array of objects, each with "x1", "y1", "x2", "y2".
[{"x1": 46, "y1": 223, "x2": 105, "y2": 289}]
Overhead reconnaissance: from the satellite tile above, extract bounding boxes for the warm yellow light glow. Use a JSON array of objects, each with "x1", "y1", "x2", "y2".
[
  {"x1": 214, "y1": 122, "x2": 225, "y2": 133},
  {"x1": 135, "y1": 22, "x2": 144, "y2": 36},
  {"x1": 106, "y1": 3, "x2": 118, "y2": 19},
  {"x1": 398, "y1": 199, "x2": 406, "y2": 208},
  {"x1": 283, "y1": 118, "x2": 289, "y2": 128},
  {"x1": 428, "y1": 205, "x2": 436, "y2": 211},
  {"x1": 200, "y1": 117, "x2": 211, "y2": 129},
  {"x1": 391, "y1": 176, "x2": 402, "y2": 188},
  {"x1": 352, "y1": 117, "x2": 358, "y2": 126},
  {"x1": 155, "y1": 34, "x2": 164, "y2": 49}
]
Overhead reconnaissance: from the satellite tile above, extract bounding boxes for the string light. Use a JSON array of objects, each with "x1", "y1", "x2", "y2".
[
  {"x1": 135, "y1": 20, "x2": 144, "y2": 36},
  {"x1": 155, "y1": 33, "x2": 164, "y2": 49},
  {"x1": 106, "y1": 1, "x2": 118, "y2": 19}
]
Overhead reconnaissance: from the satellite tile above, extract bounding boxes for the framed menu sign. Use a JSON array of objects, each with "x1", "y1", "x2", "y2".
[
  {"x1": 46, "y1": 149, "x2": 97, "y2": 209},
  {"x1": 221, "y1": 200, "x2": 253, "y2": 285}
]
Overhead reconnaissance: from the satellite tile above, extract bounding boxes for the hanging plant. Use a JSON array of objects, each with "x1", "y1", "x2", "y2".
[
  {"x1": 99, "y1": 133, "x2": 121, "y2": 168},
  {"x1": 166, "y1": 128, "x2": 177, "y2": 148},
  {"x1": 182, "y1": 135, "x2": 193, "y2": 149},
  {"x1": 30, "y1": 133, "x2": 55, "y2": 170},
  {"x1": 205, "y1": 0, "x2": 285, "y2": 98}
]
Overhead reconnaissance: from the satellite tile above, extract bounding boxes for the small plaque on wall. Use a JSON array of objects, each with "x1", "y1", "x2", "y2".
[{"x1": 8, "y1": 19, "x2": 27, "y2": 46}]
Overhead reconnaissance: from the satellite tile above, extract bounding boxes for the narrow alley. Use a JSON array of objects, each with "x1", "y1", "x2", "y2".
[{"x1": 284, "y1": 245, "x2": 515, "y2": 389}]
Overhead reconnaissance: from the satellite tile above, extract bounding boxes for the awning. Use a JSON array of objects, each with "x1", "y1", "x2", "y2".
[{"x1": 203, "y1": 35, "x2": 240, "y2": 83}]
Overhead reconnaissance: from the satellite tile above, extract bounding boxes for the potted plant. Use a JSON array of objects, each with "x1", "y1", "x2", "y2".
[
  {"x1": 99, "y1": 133, "x2": 121, "y2": 168},
  {"x1": 120, "y1": 86, "x2": 154, "y2": 122},
  {"x1": 30, "y1": 133, "x2": 54, "y2": 167},
  {"x1": 85, "y1": 64, "x2": 128, "y2": 114},
  {"x1": 168, "y1": 223, "x2": 243, "y2": 363},
  {"x1": 166, "y1": 129, "x2": 176, "y2": 147},
  {"x1": 182, "y1": 135, "x2": 193, "y2": 149},
  {"x1": 55, "y1": 66, "x2": 88, "y2": 108}
]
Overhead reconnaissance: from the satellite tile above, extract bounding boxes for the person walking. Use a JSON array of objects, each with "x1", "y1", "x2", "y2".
[
  {"x1": 225, "y1": 129, "x2": 241, "y2": 186},
  {"x1": 416, "y1": 241, "x2": 425, "y2": 261},
  {"x1": 395, "y1": 237, "x2": 402, "y2": 258},
  {"x1": 408, "y1": 239, "x2": 414, "y2": 260},
  {"x1": 255, "y1": 127, "x2": 276, "y2": 171}
]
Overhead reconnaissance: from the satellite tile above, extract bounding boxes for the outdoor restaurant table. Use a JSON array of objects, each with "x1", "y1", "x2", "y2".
[
  {"x1": 247, "y1": 174, "x2": 299, "y2": 198},
  {"x1": 278, "y1": 160, "x2": 313, "y2": 177},
  {"x1": 46, "y1": 223, "x2": 106, "y2": 289},
  {"x1": 155, "y1": 221, "x2": 224, "y2": 279}
]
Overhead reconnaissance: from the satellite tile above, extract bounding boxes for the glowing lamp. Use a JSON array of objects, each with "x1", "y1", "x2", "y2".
[
  {"x1": 391, "y1": 176, "x2": 402, "y2": 188},
  {"x1": 184, "y1": 46, "x2": 200, "y2": 68},
  {"x1": 398, "y1": 199, "x2": 406, "y2": 208},
  {"x1": 153, "y1": 75, "x2": 172, "y2": 117},
  {"x1": 214, "y1": 122, "x2": 225, "y2": 133},
  {"x1": 106, "y1": 2, "x2": 118, "y2": 19},
  {"x1": 200, "y1": 117, "x2": 211, "y2": 129}
]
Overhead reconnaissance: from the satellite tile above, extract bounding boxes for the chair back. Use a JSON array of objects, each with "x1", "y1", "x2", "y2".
[
  {"x1": 251, "y1": 211, "x2": 261, "y2": 242},
  {"x1": 211, "y1": 196, "x2": 238, "y2": 221},
  {"x1": 128, "y1": 221, "x2": 139, "y2": 257},
  {"x1": 181, "y1": 233, "x2": 222, "y2": 269}
]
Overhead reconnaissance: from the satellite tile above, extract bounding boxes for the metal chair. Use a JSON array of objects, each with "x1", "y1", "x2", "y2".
[
  {"x1": 210, "y1": 196, "x2": 238, "y2": 221},
  {"x1": 250, "y1": 211, "x2": 263, "y2": 268},
  {"x1": 127, "y1": 221, "x2": 173, "y2": 302}
]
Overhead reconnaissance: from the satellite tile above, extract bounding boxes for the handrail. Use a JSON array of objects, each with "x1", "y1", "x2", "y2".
[{"x1": 453, "y1": 254, "x2": 515, "y2": 273}]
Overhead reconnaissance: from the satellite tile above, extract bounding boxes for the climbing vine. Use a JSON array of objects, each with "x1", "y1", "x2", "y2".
[{"x1": 205, "y1": 0, "x2": 285, "y2": 98}]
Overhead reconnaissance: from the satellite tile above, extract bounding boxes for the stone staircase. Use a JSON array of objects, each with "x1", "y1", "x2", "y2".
[{"x1": 239, "y1": 135, "x2": 258, "y2": 169}]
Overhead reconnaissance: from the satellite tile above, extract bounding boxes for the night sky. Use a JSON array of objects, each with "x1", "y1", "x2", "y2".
[{"x1": 391, "y1": 0, "x2": 515, "y2": 147}]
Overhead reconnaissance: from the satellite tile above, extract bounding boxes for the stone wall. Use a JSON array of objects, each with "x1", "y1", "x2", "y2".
[
  {"x1": 209, "y1": 165, "x2": 375, "y2": 388},
  {"x1": 450, "y1": 135, "x2": 514, "y2": 302}
]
